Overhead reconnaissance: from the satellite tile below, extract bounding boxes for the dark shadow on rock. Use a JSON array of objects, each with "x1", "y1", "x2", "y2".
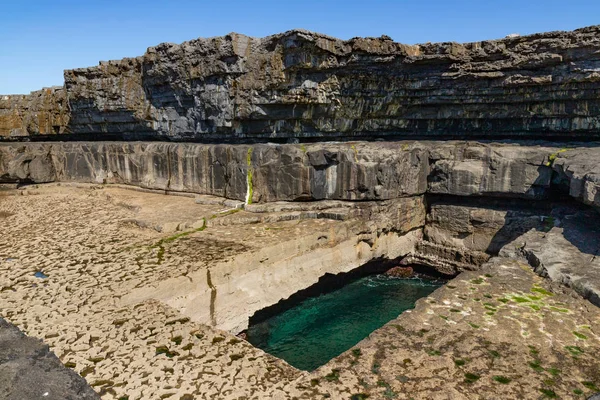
[
  {"x1": 0, "y1": 318, "x2": 99, "y2": 400},
  {"x1": 485, "y1": 167, "x2": 600, "y2": 256}
]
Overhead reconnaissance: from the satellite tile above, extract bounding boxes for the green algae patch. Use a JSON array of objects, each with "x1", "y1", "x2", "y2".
[
  {"x1": 209, "y1": 208, "x2": 240, "y2": 219},
  {"x1": 324, "y1": 369, "x2": 340, "y2": 382},
  {"x1": 488, "y1": 350, "x2": 501, "y2": 358},
  {"x1": 531, "y1": 287, "x2": 554, "y2": 296},
  {"x1": 454, "y1": 359, "x2": 466, "y2": 366},
  {"x1": 529, "y1": 360, "x2": 544, "y2": 373},
  {"x1": 471, "y1": 278, "x2": 485, "y2": 285},
  {"x1": 493, "y1": 376, "x2": 511, "y2": 384},
  {"x1": 565, "y1": 346, "x2": 584, "y2": 357},
  {"x1": 350, "y1": 144, "x2": 359, "y2": 162},
  {"x1": 155, "y1": 346, "x2": 178, "y2": 358},
  {"x1": 582, "y1": 381, "x2": 600, "y2": 391},
  {"x1": 170, "y1": 335, "x2": 182, "y2": 345},
  {"x1": 545, "y1": 148, "x2": 568, "y2": 167},
  {"x1": 573, "y1": 331, "x2": 588, "y2": 340},
  {"x1": 152, "y1": 219, "x2": 207, "y2": 251},
  {"x1": 539, "y1": 388, "x2": 558, "y2": 398},
  {"x1": 468, "y1": 322, "x2": 480, "y2": 329},
  {"x1": 464, "y1": 373, "x2": 480, "y2": 384},
  {"x1": 512, "y1": 296, "x2": 530, "y2": 303},
  {"x1": 549, "y1": 306, "x2": 569, "y2": 313}
]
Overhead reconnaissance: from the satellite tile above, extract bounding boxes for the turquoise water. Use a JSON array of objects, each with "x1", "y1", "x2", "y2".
[{"x1": 247, "y1": 274, "x2": 443, "y2": 371}]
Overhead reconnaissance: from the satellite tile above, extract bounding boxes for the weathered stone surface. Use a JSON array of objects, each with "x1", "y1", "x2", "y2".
[
  {"x1": 427, "y1": 142, "x2": 554, "y2": 199},
  {"x1": 401, "y1": 239, "x2": 488, "y2": 275},
  {"x1": 0, "y1": 318, "x2": 99, "y2": 400},
  {"x1": 0, "y1": 141, "x2": 560, "y2": 203},
  {"x1": 3, "y1": 26, "x2": 600, "y2": 140},
  {"x1": 0, "y1": 144, "x2": 56, "y2": 183},
  {"x1": 0, "y1": 87, "x2": 70, "y2": 137},
  {"x1": 3, "y1": 178, "x2": 600, "y2": 399},
  {"x1": 409, "y1": 196, "x2": 566, "y2": 275},
  {"x1": 553, "y1": 146, "x2": 600, "y2": 209},
  {"x1": 501, "y1": 206, "x2": 600, "y2": 306},
  {"x1": 280, "y1": 257, "x2": 600, "y2": 399}
]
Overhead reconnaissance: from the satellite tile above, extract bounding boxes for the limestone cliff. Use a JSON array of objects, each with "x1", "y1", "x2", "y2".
[
  {"x1": 0, "y1": 87, "x2": 70, "y2": 137},
  {"x1": 3, "y1": 26, "x2": 600, "y2": 140}
]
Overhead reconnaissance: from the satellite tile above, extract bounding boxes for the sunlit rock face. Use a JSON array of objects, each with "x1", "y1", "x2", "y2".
[{"x1": 3, "y1": 26, "x2": 600, "y2": 140}]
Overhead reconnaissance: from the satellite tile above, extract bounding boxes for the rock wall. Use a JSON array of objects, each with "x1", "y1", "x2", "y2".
[
  {"x1": 0, "y1": 87, "x2": 70, "y2": 137},
  {"x1": 123, "y1": 215, "x2": 424, "y2": 333},
  {"x1": 404, "y1": 196, "x2": 558, "y2": 274},
  {"x1": 0, "y1": 141, "x2": 558, "y2": 202},
  {"x1": 3, "y1": 140, "x2": 598, "y2": 277},
  {"x1": 3, "y1": 26, "x2": 600, "y2": 140}
]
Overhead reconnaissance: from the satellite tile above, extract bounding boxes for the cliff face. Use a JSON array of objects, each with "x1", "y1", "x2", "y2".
[
  {"x1": 0, "y1": 141, "x2": 557, "y2": 203},
  {"x1": 3, "y1": 26, "x2": 600, "y2": 140},
  {"x1": 0, "y1": 87, "x2": 70, "y2": 137}
]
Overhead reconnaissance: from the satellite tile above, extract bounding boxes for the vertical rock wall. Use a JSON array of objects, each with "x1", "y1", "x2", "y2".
[
  {"x1": 0, "y1": 87, "x2": 70, "y2": 137},
  {"x1": 3, "y1": 26, "x2": 600, "y2": 141}
]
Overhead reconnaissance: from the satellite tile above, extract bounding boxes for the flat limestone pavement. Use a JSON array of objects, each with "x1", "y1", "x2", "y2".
[
  {"x1": 1, "y1": 184, "x2": 600, "y2": 399},
  {"x1": 0, "y1": 185, "x2": 304, "y2": 399}
]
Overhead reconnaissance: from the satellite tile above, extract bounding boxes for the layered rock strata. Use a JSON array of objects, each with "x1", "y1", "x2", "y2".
[
  {"x1": 0, "y1": 141, "x2": 558, "y2": 202},
  {"x1": 3, "y1": 26, "x2": 600, "y2": 141},
  {"x1": 0, "y1": 87, "x2": 70, "y2": 137},
  {"x1": 2, "y1": 140, "x2": 599, "y2": 278}
]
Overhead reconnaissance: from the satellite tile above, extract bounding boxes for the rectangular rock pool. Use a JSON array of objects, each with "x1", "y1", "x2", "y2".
[{"x1": 247, "y1": 273, "x2": 444, "y2": 371}]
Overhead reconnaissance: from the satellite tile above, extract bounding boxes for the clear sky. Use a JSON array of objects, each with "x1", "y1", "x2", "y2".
[{"x1": 2, "y1": 0, "x2": 599, "y2": 94}]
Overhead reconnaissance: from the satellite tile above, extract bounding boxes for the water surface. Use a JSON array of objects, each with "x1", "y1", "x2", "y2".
[{"x1": 247, "y1": 274, "x2": 443, "y2": 371}]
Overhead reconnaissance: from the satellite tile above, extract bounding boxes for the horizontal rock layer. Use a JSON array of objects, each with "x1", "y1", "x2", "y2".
[
  {"x1": 0, "y1": 87, "x2": 70, "y2": 137},
  {"x1": 2, "y1": 26, "x2": 600, "y2": 140},
  {"x1": 0, "y1": 141, "x2": 562, "y2": 203}
]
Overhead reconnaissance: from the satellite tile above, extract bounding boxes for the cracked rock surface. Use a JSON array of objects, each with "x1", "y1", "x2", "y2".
[{"x1": 2, "y1": 184, "x2": 600, "y2": 399}]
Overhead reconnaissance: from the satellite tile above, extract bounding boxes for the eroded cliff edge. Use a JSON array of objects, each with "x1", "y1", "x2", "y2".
[{"x1": 3, "y1": 26, "x2": 600, "y2": 140}]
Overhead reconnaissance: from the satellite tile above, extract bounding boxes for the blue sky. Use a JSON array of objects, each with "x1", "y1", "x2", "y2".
[{"x1": 2, "y1": 0, "x2": 599, "y2": 94}]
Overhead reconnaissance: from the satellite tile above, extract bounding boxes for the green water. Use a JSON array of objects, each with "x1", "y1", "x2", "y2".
[{"x1": 247, "y1": 274, "x2": 443, "y2": 371}]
